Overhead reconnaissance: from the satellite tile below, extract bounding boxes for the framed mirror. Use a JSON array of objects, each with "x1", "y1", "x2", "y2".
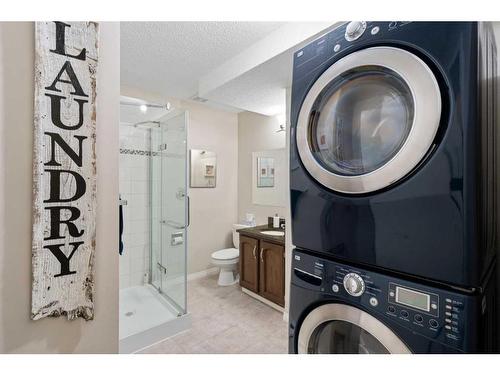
[
  {"x1": 257, "y1": 157, "x2": 275, "y2": 187},
  {"x1": 190, "y1": 149, "x2": 216, "y2": 188},
  {"x1": 252, "y1": 149, "x2": 286, "y2": 207}
]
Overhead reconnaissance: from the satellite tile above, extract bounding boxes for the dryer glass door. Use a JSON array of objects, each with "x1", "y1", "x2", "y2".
[
  {"x1": 310, "y1": 66, "x2": 414, "y2": 176},
  {"x1": 297, "y1": 303, "x2": 411, "y2": 354},
  {"x1": 296, "y1": 47, "x2": 441, "y2": 194}
]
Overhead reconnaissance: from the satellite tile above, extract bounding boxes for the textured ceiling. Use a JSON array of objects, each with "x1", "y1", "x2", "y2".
[
  {"x1": 203, "y1": 48, "x2": 293, "y2": 116},
  {"x1": 203, "y1": 23, "x2": 339, "y2": 116},
  {"x1": 121, "y1": 22, "x2": 285, "y2": 99}
]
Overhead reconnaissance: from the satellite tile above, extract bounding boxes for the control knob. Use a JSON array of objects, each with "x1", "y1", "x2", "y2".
[
  {"x1": 343, "y1": 272, "x2": 365, "y2": 296},
  {"x1": 345, "y1": 21, "x2": 367, "y2": 41}
]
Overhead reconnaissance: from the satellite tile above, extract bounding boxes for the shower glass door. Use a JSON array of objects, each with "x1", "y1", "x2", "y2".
[{"x1": 151, "y1": 109, "x2": 188, "y2": 315}]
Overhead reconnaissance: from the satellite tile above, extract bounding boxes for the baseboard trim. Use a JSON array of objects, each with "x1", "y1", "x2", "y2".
[
  {"x1": 241, "y1": 287, "x2": 284, "y2": 313},
  {"x1": 282, "y1": 311, "x2": 289, "y2": 322}
]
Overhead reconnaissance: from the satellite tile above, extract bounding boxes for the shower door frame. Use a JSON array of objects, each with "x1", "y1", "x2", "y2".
[{"x1": 149, "y1": 109, "x2": 189, "y2": 316}]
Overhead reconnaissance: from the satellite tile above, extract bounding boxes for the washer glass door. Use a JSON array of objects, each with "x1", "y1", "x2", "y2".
[
  {"x1": 297, "y1": 303, "x2": 411, "y2": 354},
  {"x1": 296, "y1": 47, "x2": 441, "y2": 194},
  {"x1": 308, "y1": 320, "x2": 389, "y2": 354}
]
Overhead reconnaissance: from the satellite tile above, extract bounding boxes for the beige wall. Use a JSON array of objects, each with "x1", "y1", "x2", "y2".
[
  {"x1": 238, "y1": 110, "x2": 291, "y2": 319},
  {"x1": 120, "y1": 86, "x2": 239, "y2": 274},
  {"x1": 0, "y1": 22, "x2": 120, "y2": 353},
  {"x1": 187, "y1": 101, "x2": 239, "y2": 273},
  {"x1": 237, "y1": 111, "x2": 287, "y2": 225}
]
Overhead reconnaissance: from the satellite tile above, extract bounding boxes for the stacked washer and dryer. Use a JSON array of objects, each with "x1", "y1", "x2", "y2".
[{"x1": 289, "y1": 22, "x2": 499, "y2": 354}]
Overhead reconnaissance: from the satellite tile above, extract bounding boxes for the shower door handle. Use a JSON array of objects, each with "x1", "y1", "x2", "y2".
[
  {"x1": 157, "y1": 262, "x2": 167, "y2": 274},
  {"x1": 186, "y1": 195, "x2": 190, "y2": 228}
]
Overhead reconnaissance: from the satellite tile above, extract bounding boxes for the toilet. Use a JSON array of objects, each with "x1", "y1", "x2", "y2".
[{"x1": 211, "y1": 223, "x2": 249, "y2": 286}]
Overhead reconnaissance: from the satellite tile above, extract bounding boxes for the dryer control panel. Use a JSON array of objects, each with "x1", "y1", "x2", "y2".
[
  {"x1": 292, "y1": 250, "x2": 478, "y2": 352},
  {"x1": 293, "y1": 21, "x2": 418, "y2": 78}
]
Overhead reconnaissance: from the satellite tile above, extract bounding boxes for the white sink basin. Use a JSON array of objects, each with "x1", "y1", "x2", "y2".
[{"x1": 260, "y1": 230, "x2": 285, "y2": 237}]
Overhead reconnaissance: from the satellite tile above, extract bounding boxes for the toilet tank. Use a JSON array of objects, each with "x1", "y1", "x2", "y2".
[{"x1": 232, "y1": 224, "x2": 250, "y2": 248}]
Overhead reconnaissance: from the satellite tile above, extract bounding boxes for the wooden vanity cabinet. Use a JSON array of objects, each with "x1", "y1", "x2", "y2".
[
  {"x1": 239, "y1": 235, "x2": 259, "y2": 292},
  {"x1": 239, "y1": 235, "x2": 285, "y2": 307},
  {"x1": 258, "y1": 240, "x2": 285, "y2": 306}
]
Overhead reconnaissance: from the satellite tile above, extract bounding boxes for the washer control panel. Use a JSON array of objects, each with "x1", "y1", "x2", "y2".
[{"x1": 292, "y1": 250, "x2": 473, "y2": 351}]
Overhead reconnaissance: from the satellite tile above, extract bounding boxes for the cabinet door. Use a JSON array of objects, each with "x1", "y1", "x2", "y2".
[
  {"x1": 259, "y1": 240, "x2": 285, "y2": 307},
  {"x1": 239, "y1": 235, "x2": 259, "y2": 292}
]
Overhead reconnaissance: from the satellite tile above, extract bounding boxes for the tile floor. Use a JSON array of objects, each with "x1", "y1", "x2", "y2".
[{"x1": 139, "y1": 273, "x2": 288, "y2": 354}]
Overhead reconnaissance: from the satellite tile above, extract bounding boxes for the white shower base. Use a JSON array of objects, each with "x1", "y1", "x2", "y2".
[{"x1": 119, "y1": 284, "x2": 191, "y2": 353}]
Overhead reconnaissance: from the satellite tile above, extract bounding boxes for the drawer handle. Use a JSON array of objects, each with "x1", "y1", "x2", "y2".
[{"x1": 252, "y1": 245, "x2": 257, "y2": 259}]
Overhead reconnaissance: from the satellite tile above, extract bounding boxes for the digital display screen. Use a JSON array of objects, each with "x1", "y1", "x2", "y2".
[{"x1": 395, "y1": 286, "x2": 430, "y2": 312}]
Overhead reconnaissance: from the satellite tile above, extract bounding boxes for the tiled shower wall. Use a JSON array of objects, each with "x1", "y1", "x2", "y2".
[{"x1": 119, "y1": 124, "x2": 151, "y2": 289}]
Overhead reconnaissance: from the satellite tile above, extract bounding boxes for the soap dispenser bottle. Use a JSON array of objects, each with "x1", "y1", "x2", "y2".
[{"x1": 273, "y1": 214, "x2": 280, "y2": 229}]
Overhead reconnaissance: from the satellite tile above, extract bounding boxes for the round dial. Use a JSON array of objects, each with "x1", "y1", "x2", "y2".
[
  {"x1": 345, "y1": 21, "x2": 367, "y2": 41},
  {"x1": 343, "y1": 273, "x2": 365, "y2": 296}
]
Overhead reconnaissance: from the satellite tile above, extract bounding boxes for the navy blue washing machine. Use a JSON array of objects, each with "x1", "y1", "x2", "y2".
[
  {"x1": 289, "y1": 249, "x2": 497, "y2": 353},
  {"x1": 290, "y1": 22, "x2": 499, "y2": 289}
]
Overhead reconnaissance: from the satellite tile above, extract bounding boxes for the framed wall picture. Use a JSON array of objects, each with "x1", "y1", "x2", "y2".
[{"x1": 257, "y1": 157, "x2": 275, "y2": 187}]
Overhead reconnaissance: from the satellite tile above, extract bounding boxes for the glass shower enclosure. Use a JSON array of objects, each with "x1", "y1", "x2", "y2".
[
  {"x1": 119, "y1": 100, "x2": 190, "y2": 354},
  {"x1": 150, "y1": 109, "x2": 188, "y2": 315}
]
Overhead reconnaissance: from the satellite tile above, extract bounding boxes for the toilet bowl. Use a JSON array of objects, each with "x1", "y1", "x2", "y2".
[{"x1": 211, "y1": 223, "x2": 249, "y2": 286}]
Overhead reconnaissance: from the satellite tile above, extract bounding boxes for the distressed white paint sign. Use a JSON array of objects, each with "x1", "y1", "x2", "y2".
[{"x1": 32, "y1": 21, "x2": 99, "y2": 321}]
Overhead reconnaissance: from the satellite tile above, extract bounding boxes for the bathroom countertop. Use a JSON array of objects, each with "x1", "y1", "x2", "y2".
[{"x1": 237, "y1": 224, "x2": 285, "y2": 246}]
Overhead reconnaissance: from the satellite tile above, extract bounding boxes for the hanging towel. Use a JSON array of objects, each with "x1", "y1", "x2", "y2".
[{"x1": 119, "y1": 196, "x2": 124, "y2": 255}]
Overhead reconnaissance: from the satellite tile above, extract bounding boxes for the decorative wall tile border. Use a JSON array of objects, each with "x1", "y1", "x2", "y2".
[{"x1": 120, "y1": 148, "x2": 159, "y2": 157}]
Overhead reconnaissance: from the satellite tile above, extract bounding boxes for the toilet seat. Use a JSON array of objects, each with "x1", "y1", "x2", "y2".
[{"x1": 212, "y1": 248, "x2": 239, "y2": 261}]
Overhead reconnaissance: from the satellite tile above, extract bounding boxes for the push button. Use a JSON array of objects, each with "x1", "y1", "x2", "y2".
[
  {"x1": 429, "y1": 319, "x2": 439, "y2": 328},
  {"x1": 369, "y1": 297, "x2": 378, "y2": 307}
]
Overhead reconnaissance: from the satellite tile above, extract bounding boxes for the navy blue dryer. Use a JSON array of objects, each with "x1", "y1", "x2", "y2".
[{"x1": 290, "y1": 22, "x2": 498, "y2": 289}]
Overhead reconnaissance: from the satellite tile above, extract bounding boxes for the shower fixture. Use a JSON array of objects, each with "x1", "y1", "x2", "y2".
[
  {"x1": 120, "y1": 100, "x2": 172, "y2": 111},
  {"x1": 133, "y1": 120, "x2": 160, "y2": 129}
]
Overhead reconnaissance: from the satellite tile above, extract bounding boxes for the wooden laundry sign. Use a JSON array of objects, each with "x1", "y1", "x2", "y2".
[{"x1": 31, "y1": 21, "x2": 99, "y2": 321}]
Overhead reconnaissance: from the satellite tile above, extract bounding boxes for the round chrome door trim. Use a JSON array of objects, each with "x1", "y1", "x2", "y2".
[
  {"x1": 297, "y1": 303, "x2": 411, "y2": 354},
  {"x1": 296, "y1": 46, "x2": 442, "y2": 194}
]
